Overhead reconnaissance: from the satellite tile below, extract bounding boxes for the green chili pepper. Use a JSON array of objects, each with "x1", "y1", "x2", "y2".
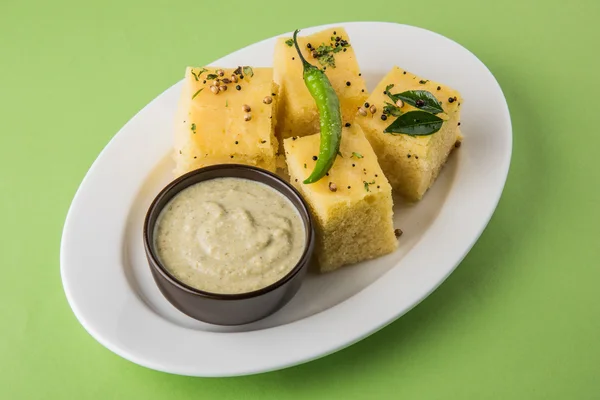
[{"x1": 292, "y1": 29, "x2": 342, "y2": 184}]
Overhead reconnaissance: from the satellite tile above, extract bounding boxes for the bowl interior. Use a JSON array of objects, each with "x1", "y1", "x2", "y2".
[{"x1": 143, "y1": 164, "x2": 315, "y2": 299}]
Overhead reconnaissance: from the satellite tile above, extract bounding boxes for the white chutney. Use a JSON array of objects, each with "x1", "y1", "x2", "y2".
[{"x1": 154, "y1": 177, "x2": 305, "y2": 294}]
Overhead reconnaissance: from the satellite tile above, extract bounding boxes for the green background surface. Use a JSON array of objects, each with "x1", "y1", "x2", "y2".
[{"x1": 1, "y1": 0, "x2": 599, "y2": 398}]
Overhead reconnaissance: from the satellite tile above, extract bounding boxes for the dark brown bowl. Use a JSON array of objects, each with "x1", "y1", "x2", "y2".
[{"x1": 143, "y1": 164, "x2": 315, "y2": 326}]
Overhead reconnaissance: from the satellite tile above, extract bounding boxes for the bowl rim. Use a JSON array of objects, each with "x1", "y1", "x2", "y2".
[{"x1": 143, "y1": 164, "x2": 315, "y2": 301}]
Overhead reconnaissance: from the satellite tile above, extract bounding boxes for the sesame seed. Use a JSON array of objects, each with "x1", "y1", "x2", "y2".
[
  {"x1": 346, "y1": 81, "x2": 351, "y2": 86},
  {"x1": 236, "y1": 85, "x2": 241, "y2": 90},
  {"x1": 345, "y1": 122, "x2": 351, "y2": 127},
  {"x1": 312, "y1": 156, "x2": 318, "y2": 160}
]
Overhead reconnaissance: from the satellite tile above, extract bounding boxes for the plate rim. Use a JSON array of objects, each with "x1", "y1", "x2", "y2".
[{"x1": 60, "y1": 20, "x2": 512, "y2": 377}]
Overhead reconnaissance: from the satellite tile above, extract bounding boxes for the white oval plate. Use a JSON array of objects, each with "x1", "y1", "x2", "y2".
[{"x1": 60, "y1": 21, "x2": 511, "y2": 377}]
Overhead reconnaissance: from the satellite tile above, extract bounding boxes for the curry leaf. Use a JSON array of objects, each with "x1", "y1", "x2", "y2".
[
  {"x1": 390, "y1": 90, "x2": 444, "y2": 114},
  {"x1": 384, "y1": 111, "x2": 443, "y2": 136}
]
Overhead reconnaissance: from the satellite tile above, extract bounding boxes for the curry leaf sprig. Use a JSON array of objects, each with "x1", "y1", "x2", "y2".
[{"x1": 382, "y1": 88, "x2": 446, "y2": 136}]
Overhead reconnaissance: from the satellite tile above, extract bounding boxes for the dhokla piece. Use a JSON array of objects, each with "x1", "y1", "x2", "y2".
[
  {"x1": 173, "y1": 66, "x2": 279, "y2": 176},
  {"x1": 284, "y1": 124, "x2": 397, "y2": 272},
  {"x1": 274, "y1": 27, "x2": 368, "y2": 142},
  {"x1": 356, "y1": 66, "x2": 463, "y2": 201}
]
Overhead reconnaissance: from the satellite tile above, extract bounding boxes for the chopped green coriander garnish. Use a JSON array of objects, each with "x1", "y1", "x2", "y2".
[
  {"x1": 243, "y1": 66, "x2": 254, "y2": 77},
  {"x1": 191, "y1": 88, "x2": 203, "y2": 99}
]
